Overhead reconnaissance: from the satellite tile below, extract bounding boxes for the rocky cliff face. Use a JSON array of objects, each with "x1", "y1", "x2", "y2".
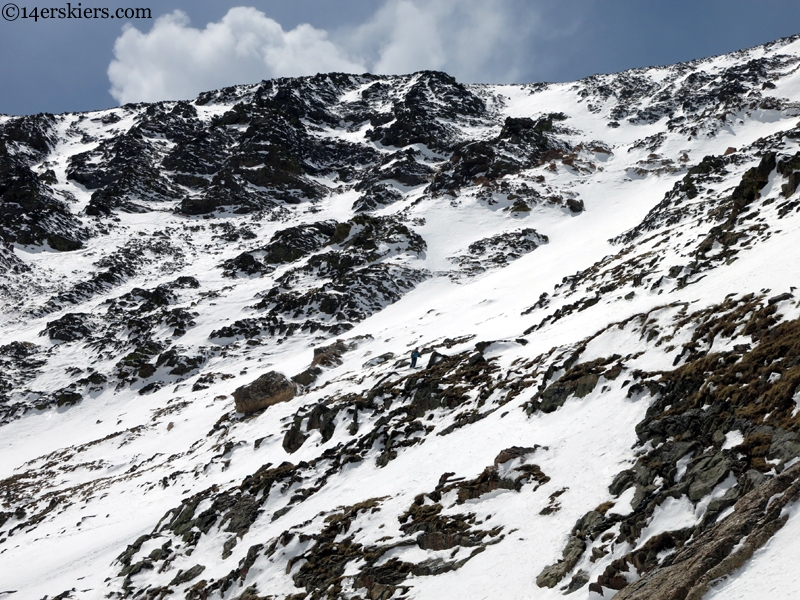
[{"x1": 3, "y1": 35, "x2": 800, "y2": 600}]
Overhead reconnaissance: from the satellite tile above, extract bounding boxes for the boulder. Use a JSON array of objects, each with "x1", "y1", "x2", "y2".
[
  {"x1": 362, "y1": 352, "x2": 395, "y2": 368},
  {"x1": 686, "y1": 452, "x2": 732, "y2": 502},
  {"x1": 769, "y1": 431, "x2": 800, "y2": 464},
  {"x1": 426, "y1": 351, "x2": 446, "y2": 369},
  {"x1": 311, "y1": 340, "x2": 352, "y2": 367},
  {"x1": 767, "y1": 292, "x2": 793, "y2": 305},
  {"x1": 233, "y1": 371, "x2": 297, "y2": 414},
  {"x1": 494, "y1": 446, "x2": 538, "y2": 466},
  {"x1": 566, "y1": 198, "x2": 585, "y2": 213},
  {"x1": 292, "y1": 367, "x2": 322, "y2": 387}
]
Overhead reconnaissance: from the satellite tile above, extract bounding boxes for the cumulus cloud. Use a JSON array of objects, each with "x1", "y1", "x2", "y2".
[
  {"x1": 108, "y1": 8, "x2": 365, "y2": 104},
  {"x1": 108, "y1": 0, "x2": 536, "y2": 104},
  {"x1": 346, "y1": 0, "x2": 529, "y2": 83}
]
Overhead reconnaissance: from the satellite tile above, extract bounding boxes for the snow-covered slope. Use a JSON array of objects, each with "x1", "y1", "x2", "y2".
[{"x1": 3, "y1": 34, "x2": 800, "y2": 600}]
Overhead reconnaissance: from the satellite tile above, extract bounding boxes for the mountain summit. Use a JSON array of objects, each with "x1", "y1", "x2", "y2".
[{"x1": 3, "y1": 34, "x2": 800, "y2": 600}]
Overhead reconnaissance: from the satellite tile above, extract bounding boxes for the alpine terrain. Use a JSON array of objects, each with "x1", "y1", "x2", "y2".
[{"x1": 4, "y1": 33, "x2": 800, "y2": 600}]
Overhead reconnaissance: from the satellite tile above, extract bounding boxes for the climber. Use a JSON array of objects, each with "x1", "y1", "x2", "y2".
[{"x1": 410, "y1": 347, "x2": 421, "y2": 368}]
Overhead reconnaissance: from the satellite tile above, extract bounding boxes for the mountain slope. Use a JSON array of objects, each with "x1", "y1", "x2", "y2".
[{"x1": 3, "y1": 35, "x2": 800, "y2": 600}]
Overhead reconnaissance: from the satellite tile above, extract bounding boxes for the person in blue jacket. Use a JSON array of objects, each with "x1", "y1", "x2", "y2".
[{"x1": 410, "y1": 347, "x2": 421, "y2": 368}]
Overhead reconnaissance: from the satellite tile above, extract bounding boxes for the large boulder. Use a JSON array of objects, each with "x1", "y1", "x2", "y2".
[{"x1": 232, "y1": 371, "x2": 297, "y2": 414}]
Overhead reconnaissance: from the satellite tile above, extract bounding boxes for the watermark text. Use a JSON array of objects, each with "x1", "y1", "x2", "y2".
[{"x1": 2, "y1": 2, "x2": 152, "y2": 21}]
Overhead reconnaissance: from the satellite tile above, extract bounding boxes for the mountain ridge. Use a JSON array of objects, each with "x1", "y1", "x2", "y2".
[{"x1": 2, "y1": 33, "x2": 800, "y2": 600}]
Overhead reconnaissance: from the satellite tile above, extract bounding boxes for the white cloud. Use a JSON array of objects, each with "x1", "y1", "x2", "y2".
[
  {"x1": 108, "y1": 8, "x2": 365, "y2": 104},
  {"x1": 108, "y1": 1, "x2": 536, "y2": 104},
  {"x1": 347, "y1": 0, "x2": 529, "y2": 83}
]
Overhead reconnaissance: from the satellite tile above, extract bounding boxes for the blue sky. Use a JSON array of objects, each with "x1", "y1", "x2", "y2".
[{"x1": 1, "y1": 0, "x2": 799, "y2": 115}]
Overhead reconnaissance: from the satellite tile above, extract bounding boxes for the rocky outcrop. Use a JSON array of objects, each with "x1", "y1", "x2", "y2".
[
  {"x1": 430, "y1": 114, "x2": 571, "y2": 194},
  {"x1": 533, "y1": 295, "x2": 800, "y2": 596},
  {"x1": 0, "y1": 114, "x2": 87, "y2": 250},
  {"x1": 526, "y1": 355, "x2": 621, "y2": 414},
  {"x1": 211, "y1": 213, "x2": 429, "y2": 341},
  {"x1": 41, "y1": 313, "x2": 94, "y2": 342},
  {"x1": 292, "y1": 339, "x2": 359, "y2": 387},
  {"x1": 364, "y1": 71, "x2": 487, "y2": 152},
  {"x1": 448, "y1": 228, "x2": 548, "y2": 279},
  {"x1": 0, "y1": 240, "x2": 28, "y2": 275},
  {"x1": 111, "y1": 444, "x2": 547, "y2": 599},
  {"x1": 615, "y1": 461, "x2": 800, "y2": 600}
]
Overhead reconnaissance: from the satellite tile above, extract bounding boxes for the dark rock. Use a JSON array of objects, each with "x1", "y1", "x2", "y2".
[
  {"x1": 155, "y1": 349, "x2": 206, "y2": 376},
  {"x1": 769, "y1": 431, "x2": 800, "y2": 464},
  {"x1": 353, "y1": 183, "x2": 403, "y2": 212},
  {"x1": 0, "y1": 115, "x2": 88, "y2": 250},
  {"x1": 450, "y1": 229, "x2": 548, "y2": 278},
  {"x1": 54, "y1": 390, "x2": 82, "y2": 407},
  {"x1": 566, "y1": 570, "x2": 590, "y2": 593},
  {"x1": 291, "y1": 367, "x2": 322, "y2": 387},
  {"x1": 42, "y1": 313, "x2": 92, "y2": 342},
  {"x1": 467, "y1": 352, "x2": 485, "y2": 366},
  {"x1": 767, "y1": 292, "x2": 793, "y2": 305},
  {"x1": 113, "y1": 341, "x2": 164, "y2": 381},
  {"x1": 536, "y1": 535, "x2": 586, "y2": 588},
  {"x1": 311, "y1": 339, "x2": 353, "y2": 367},
  {"x1": 781, "y1": 171, "x2": 800, "y2": 198},
  {"x1": 0, "y1": 340, "x2": 39, "y2": 359},
  {"x1": 525, "y1": 356, "x2": 620, "y2": 414},
  {"x1": 169, "y1": 564, "x2": 206, "y2": 586},
  {"x1": 539, "y1": 374, "x2": 598, "y2": 412},
  {"x1": 282, "y1": 423, "x2": 308, "y2": 454},
  {"x1": 222, "y1": 252, "x2": 268, "y2": 277},
  {"x1": 426, "y1": 351, "x2": 446, "y2": 369},
  {"x1": 233, "y1": 371, "x2": 297, "y2": 414},
  {"x1": 263, "y1": 221, "x2": 337, "y2": 264},
  {"x1": 431, "y1": 113, "x2": 570, "y2": 195},
  {"x1": 365, "y1": 71, "x2": 486, "y2": 151},
  {"x1": 609, "y1": 469, "x2": 636, "y2": 496},
  {"x1": 566, "y1": 198, "x2": 585, "y2": 213},
  {"x1": 493, "y1": 446, "x2": 538, "y2": 465},
  {"x1": 686, "y1": 452, "x2": 733, "y2": 502}
]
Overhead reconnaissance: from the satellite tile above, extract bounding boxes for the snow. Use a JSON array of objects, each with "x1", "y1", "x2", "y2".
[
  {"x1": 608, "y1": 486, "x2": 636, "y2": 517},
  {"x1": 723, "y1": 430, "x2": 745, "y2": 451},
  {"x1": 675, "y1": 453, "x2": 694, "y2": 482},
  {"x1": 638, "y1": 496, "x2": 697, "y2": 547}
]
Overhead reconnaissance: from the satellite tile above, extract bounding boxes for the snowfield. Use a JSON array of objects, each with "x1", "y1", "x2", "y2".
[{"x1": 2, "y1": 34, "x2": 800, "y2": 600}]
